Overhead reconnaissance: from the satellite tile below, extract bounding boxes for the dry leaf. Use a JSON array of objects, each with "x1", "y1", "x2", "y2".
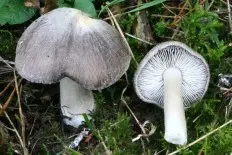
[
  {"x1": 24, "y1": 0, "x2": 40, "y2": 9},
  {"x1": 133, "y1": 0, "x2": 155, "y2": 52},
  {"x1": 41, "y1": 0, "x2": 57, "y2": 14}
]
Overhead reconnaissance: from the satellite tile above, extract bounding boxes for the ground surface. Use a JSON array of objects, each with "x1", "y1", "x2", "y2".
[{"x1": 0, "y1": 0, "x2": 232, "y2": 155}]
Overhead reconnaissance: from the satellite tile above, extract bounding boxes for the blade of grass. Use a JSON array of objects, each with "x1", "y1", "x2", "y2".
[
  {"x1": 169, "y1": 119, "x2": 232, "y2": 155},
  {"x1": 103, "y1": 0, "x2": 166, "y2": 20},
  {"x1": 98, "y1": 0, "x2": 124, "y2": 17},
  {"x1": 82, "y1": 113, "x2": 99, "y2": 139},
  {"x1": 127, "y1": 0, "x2": 166, "y2": 14},
  {"x1": 83, "y1": 115, "x2": 111, "y2": 154}
]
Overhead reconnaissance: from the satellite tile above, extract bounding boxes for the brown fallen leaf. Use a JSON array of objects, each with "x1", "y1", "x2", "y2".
[
  {"x1": 24, "y1": 0, "x2": 57, "y2": 14},
  {"x1": 40, "y1": 0, "x2": 57, "y2": 14},
  {"x1": 133, "y1": 0, "x2": 155, "y2": 53},
  {"x1": 84, "y1": 133, "x2": 93, "y2": 143},
  {"x1": 24, "y1": 0, "x2": 40, "y2": 9}
]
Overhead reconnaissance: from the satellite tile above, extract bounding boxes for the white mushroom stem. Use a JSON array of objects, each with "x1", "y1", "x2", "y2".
[
  {"x1": 163, "y1": 68, "x2": 187, "y2": 145},
  {"x1": 60, "y1": 77, "x2": 95, "y2": 128}
]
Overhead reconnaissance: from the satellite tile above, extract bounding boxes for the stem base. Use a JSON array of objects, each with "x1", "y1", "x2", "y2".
[{"x1": 60, "y1": 77, "x2": 95, "y2": 128}]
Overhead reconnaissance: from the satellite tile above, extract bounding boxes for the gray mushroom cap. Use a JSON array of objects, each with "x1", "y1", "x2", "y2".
[
  {"x1": 15, "y1": 8, "x2": 131, "y2": 90},
  {"x1": 134, "y1": 41, "x2": 210, "y2": 107}
]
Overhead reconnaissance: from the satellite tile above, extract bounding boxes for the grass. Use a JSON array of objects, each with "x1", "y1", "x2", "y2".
[{"x1": 0, "y1": 0, "x2": 232, "y2": 154}]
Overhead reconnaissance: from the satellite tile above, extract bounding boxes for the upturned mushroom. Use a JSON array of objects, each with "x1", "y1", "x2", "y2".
[
  {"x1": 134, "y1": 41, "x2": 209, "y2": 145},
  {"x1": 15, "y1": 8, "x2": 131, "y2": 128}
]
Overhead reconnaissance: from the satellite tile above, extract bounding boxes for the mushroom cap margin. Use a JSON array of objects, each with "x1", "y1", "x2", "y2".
[
  {"x1": 15, "y1": 8, "x2": 131, "y2": 90},
  {"x1": 134, "y1": 41, "x2": 210, "y2": 108}
]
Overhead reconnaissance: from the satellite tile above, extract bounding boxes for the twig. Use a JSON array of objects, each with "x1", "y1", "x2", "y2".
[
  {"x1": 159, "y1": 36, "x2": 173, "y2": 40},
  {"x1": 226, "y1": 0, "x2": 232, "y2": 34},
  {"x1": 30, "y1": 136, "x2": 53, "y2": 154},
  {"x1": 0, "y1": 56, "x2": 14, "y2": 69},
  {"x1": 103, "y1": 4, "x2": 142, "y2": 21},
  {"x1": 162, "y1": 6, "x2": 189, "y2": 10},
  {"x1": 0, "y1": 78, "x2": 14, "y2": 96},
  {"x1": 2, "y1": 123, "x2": 15, "y2": 132},
  {"x1": 151, "y1": 14, "x2": 176, "y2": 18},
  {"x1": 221, "y1": 0, "x2": 232, "y2": 8},
  {"x1": 192, "y1": 113, "x2": 202, "y2": 123},
  {"x1": 125, "y1": 33, "x2": 155, "y2": 45},
  {"x1": 140, "y1": 138, "x2": 146, "y2": 154},
  {"x1": 132, "y1": 120, "x2": 156, "y2": 142},
  {"x1": 219, "y1": 16, "x2": 229, "y2": 22},
  {"x1": 225, "y1": 98, "x2": 232, "y2": 118},
  {"x1": 222, "y1": 86, "x2": 232, "y2": 96},
  {"x1": 54, "y1": 134, "x2": 82, "y2": 154},
  {"x1": 13, "y1": 70, "x2": 28, "y2": 155},
  {"x1": 0, "y1": 87, "x2": 16, "y2": 113},
  {"x1": 0, "y1": 67, "x2": 13, "y2": 76},
  {"x1": 29, "y1": 116, "x2": 37, "y2": 136},
  {"x1": 97, "y1": 130, "x2": 111, "y2": 154},
  {"x1": 169, "y1": 119, "x2": 232, "y2": 155},
  {"x1": 169, "y1": 1, "x2": 188, "y2": 27},
  {"x1": 107, "y1": 8, "x2": 138, "y2": 66},
  {"x1": 103, "y1": 13, "x2": 122, "y2": 21},
  {"x1": 156, "y1": 148, "x2": 167, "y2": 155},
  {"x1": 207, "y1": 0, "x2": 215, "y2": 10},
  {"x1": 171, "y1": 26, "x2": 180, "y2": 39},
  {"x1": 162, "y1": 3, "x2": 177, "y2": 16},
  {"x1": 0, "y1": 78, "x2": 22, "y2": 113},
  {"x1": 1, "y1": 105, "x2": 25, "y2": 154},
  {"x1": 120, "y1": 87, "x2": 149, "y2": 142},
  {"x1": 167, "y1": 27, "x2": 184, "y2": 34}
]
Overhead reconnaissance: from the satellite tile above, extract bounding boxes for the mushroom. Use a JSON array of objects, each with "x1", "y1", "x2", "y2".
[
  {"x1": 134, "y1": 41, "x2": 209, "y2": 145},
  {"x1": 15, "y1": 8, "x2": 131, "y2": 128}
]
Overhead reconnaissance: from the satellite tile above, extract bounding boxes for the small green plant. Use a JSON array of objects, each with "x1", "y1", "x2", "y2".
[
  {"x1": 154, "y1": 20, "x2": 169, "y2": 37},
  {"x1": 0, "y1": 0, "x2": 97, "y2": 26},
  {"x1": 181, "y1": 4, "x2": 227, "y2": 64},
  {"x1": 39, "y1": 144, "x2": 50, "y2": 155},
  {"x1": 179, "y1": 123, "x2": 232, "y2": 155},
  {"x1": 57, "y1": 0, "x2": 74, "y2": 7},
  {"x1": 57, "y1": 0, "x2": 97, "y2": 17},
  {"x1": 74, "y1": 0, "x2": 97, "y2": 17},
  {"x1": 90, "y1": 113, "x2": 140, "y2": 154},
  {"x1": 0, "y1": 0, "x2": 36, "y2": 25},
  {"x1": 6, "y1": 145, "x2": 14, "y2": 155},
  {"x1": 0, "y1": 30, "x2": 15, "y2": 59},
  {"x1": 120, "y1": 14, "x2": 137, "y2": 34}
]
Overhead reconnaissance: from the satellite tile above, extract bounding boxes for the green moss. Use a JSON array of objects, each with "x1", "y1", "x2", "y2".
[
  {"x1": 181, "y1": 4, "x2": 227, "y2": 66},
  {"x1": 2, "y1": 1, "x2": 232, "y2": 154},
  {"x1": 0, "y1": 30, "x2": 15, "y2": 60},
  {"x1": 91, "y1": 113, "x2": 140, "y2": 154},
  {"x1": 154, "y1": 20, "x2": 170, "y2": 37}
]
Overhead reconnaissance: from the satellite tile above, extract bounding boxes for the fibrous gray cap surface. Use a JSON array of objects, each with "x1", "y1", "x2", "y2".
[
  {"x1": 15, "y1": 8, "x2": 131, "y2": 90},
  {"x1": 134, "y1": 41, "x2": 210, "y2": 107}
]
